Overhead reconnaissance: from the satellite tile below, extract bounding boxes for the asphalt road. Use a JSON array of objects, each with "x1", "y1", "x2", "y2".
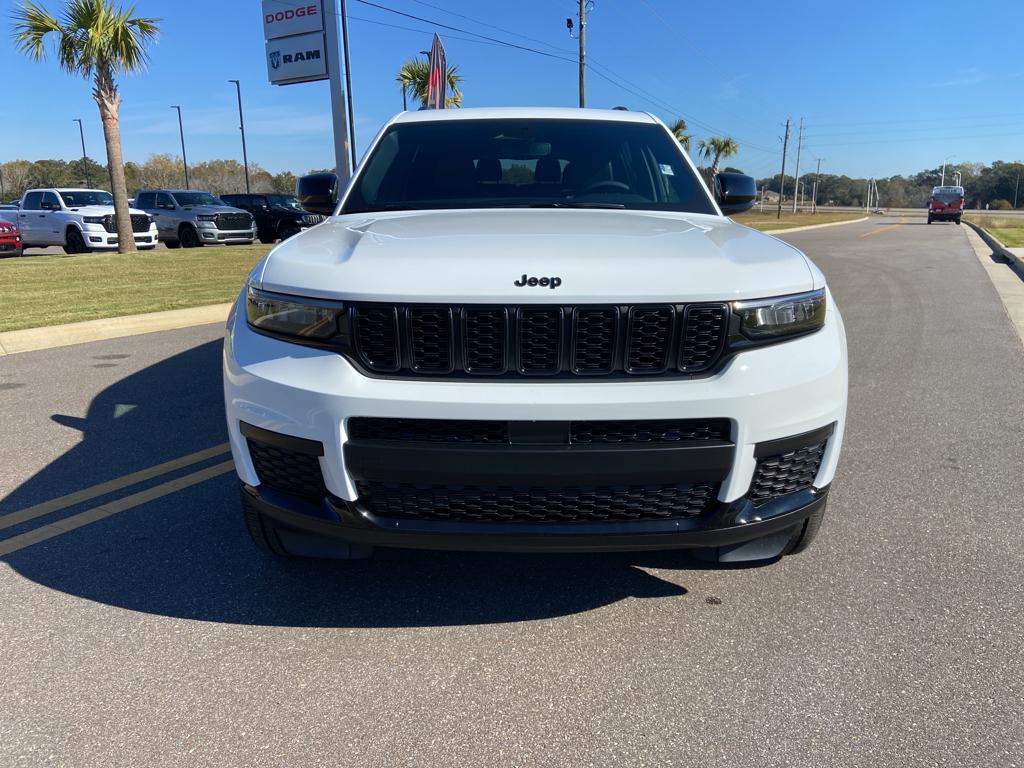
[{"x1": 1, "y1": 216, "x2": 1022, "y2": 767}]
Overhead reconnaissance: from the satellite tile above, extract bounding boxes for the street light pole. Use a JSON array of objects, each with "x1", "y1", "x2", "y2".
[
  {"x1": 228, "y1": 80, "x2": 250, "y2": 194},
  {"x1": 171, "y1": 105, "x2": 189, "y2": 189},
  {"x1": 72, "y1": 118, "x2": 90, "y2": 187},
  {"x1": 340, "y1": 0, "x2": 357, "y2": 170},
  {"x1": 941, "y1": 154, "x2": 956, "y2": 186}
]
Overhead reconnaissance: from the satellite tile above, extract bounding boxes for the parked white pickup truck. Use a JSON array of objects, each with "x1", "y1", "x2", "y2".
[{"x1": 17, "y1": 188, "x2": 158, "y2": 252}]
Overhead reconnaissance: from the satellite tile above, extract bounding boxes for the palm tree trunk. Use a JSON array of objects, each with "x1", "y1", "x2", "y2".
[
  {"x1": 710, "y1": 154, "x2": 721, "y2": 177},
  {"x1": 95, "y1": 71, "x2": 133, "y2": 254}
]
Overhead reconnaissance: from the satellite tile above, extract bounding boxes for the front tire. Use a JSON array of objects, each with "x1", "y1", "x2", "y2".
[
  {"x1": 279, "y1": 223, "x2": 301, "y2": 241},
  {"x1": 927, "y1": 216, "x2": 933, "y2": 224},
  {"x1": 164, "y1": 239, "x2": 180, "y2": 249},
  {"x1": 179, "y1": 225, "x2": 202, "y2": 248},
  {"x1": 64, "y1": 227, "x2": 88, "y2": 254}
]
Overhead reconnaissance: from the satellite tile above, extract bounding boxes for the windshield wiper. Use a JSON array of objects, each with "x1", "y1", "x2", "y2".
[{"x1": 523, "y1": 201, "x2": 626, "y2": 209}]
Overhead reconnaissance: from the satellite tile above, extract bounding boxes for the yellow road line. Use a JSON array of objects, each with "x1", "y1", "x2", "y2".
[
  {"x1": 0, "y1": 443, "x2": 230, "y2": 532},
  {"x1": 859, "y1": 217, "x2": 907, "y2": 238},
  {"x1": 0, "y1": 460, "x2": 236, "y2": 557}
]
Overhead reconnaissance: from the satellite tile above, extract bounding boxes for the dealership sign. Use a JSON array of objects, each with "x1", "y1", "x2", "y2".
[
  {"x1": 266, "y1": 31, "x2": 328, "y2": 85},
  {"x1": 262, "y1": 0, "x2": 323, "y2": 40}
]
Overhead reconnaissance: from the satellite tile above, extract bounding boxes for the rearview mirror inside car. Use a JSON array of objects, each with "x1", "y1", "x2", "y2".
[
  {"x1": 714, "y1": 172, "x2": 757, "y2": 215},
  {"x1": 296, "y1": 173, "x2": 339, "y2": 215}
]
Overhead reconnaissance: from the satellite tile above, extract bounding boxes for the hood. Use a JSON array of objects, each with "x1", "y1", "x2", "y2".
[
  {"x1": 179, "y1": 204, "x2": 248, "y2": 216},
  {"x1": 257, "y1": 208, "x2": 818, "y2": 304},
  {"x1": 67, "y1": 204, "x2": 149, "y2": 217}
]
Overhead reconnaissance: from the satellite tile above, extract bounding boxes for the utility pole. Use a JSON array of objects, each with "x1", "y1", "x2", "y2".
[
  {"x1": 777, "y1": 118, "x2": 791, "y2": 220},
  {"x1": 791, "y1": 117, "x2": 803, "y2": 213},
  {"x1": 323, "y1": 0, "x2": 352, "y2": 179},
  {"x1": 566, "y1": 1, "x2": 589, "y2": 107},
  {"x1": 866, "y1": 178, "x2": 873, "y2": 212},
  {"x1": 811, "y1": 157, "x2": 823, "y2": 214},
  {"x1": 228, "y1": 80, "x2": 250, "y2": 194},
  {"x1": 73, "y1": 118, "x2": 90, "y2": 187},
  {"x1": 171, "y1": 105, "x2": 189, "y2": 189}
]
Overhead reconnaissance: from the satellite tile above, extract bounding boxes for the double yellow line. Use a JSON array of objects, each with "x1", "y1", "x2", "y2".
[
  {"x1": 859, "y1": 216, "x2": 908, "y2": 238},
  {"x1": 0, "y1": 444, "x2": 234, "y2": 556}
]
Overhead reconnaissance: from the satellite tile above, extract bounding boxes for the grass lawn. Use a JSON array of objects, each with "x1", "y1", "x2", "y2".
[
  {"x1": 963, "y1": 214, "x2": 1024, "y2": 248},
  {"x1": 0, "y1": 244, "x2": 271, "y2": 333},
  {"x1": 732, "y1": 209, "x2": 865, "y2": 232}
]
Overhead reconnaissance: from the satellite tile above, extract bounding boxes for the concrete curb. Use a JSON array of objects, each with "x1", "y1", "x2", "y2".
[
  {"x1": 964, "y1": 222, "x2": 1022, "y2": 268},
  {"x1": 0, "y1": 302, "x2": 232, "y2": 356},
  {"x1": 754, "y1": 216, "x2": 869, "y2": 235},
  {"x1": 963, "y1": 226, "x2": 1024, "y2": 346}
]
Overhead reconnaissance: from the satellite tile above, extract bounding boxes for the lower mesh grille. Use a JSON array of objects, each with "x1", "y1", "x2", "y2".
[
  {"x1": 570, "y1": 419, "x2": 730, "y2": 444},
  {"x1": 348, "y1": 417, "x2": 508, "y2": 443},
  {"x1": 356, "y1": 481, "x2": 718, "y2": 522},
  {"x1": 749, "y1": 441, "x2": 826, "y2": 505},
  {"x1": 247, "y1": 439, "x2": 327, "y2": 500}
]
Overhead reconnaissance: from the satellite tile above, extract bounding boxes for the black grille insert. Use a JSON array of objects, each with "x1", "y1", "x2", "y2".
[
  {"x1": 357, "y1": 481, "x2": 718, "y2": 522},
  {"x1": 349, "y1": 418, "x2": 508, "y2": 443},
  {"x1": 247, "y1": 439, "x2": 327, "y2": 500},
  {"x1": 570, "y1": 419, "x2": 730, "y2": 444},
  {"x1": 101, "y1": 214, "x2": 151, "y2": 234},
  {"x1": 749, "y1": 441, "x2": 826, "y2": 505},
  {"x1": 348, "y1": 302, "x2": 730, "y2": 379},
  {"x1": 216, "y1": 212, "x2": 252, "y2": 231}
]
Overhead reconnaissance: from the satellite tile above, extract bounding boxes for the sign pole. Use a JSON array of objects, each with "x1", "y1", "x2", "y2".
[{"x1": 323, "y1": 1, "x2": 351, "y2": 180}]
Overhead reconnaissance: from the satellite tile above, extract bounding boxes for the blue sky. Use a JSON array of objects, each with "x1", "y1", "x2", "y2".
[{"x1": 2, "y1": 0, "x2": 1022, "y2": 180}]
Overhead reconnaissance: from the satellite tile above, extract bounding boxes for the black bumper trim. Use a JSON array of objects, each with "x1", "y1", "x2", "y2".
[
  {"x1": 343, "y1": 439, "x2": 735, "y2": 485},
  {"x1": 239, "y1": 421, "x2": 324, "y2": 456},
  {"x1": 242, "y1": 482, "x2": 829, "y2": 553},
  {"x1": 754, "y1": 422, "x2": 835, "y2": 458}
]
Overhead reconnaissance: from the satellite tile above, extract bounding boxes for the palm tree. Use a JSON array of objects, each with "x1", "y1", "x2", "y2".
[
  {"x1": 396, "y1": 58, "x2": 463, "y2": 109},
  {"x1": 696, "y1": 136, "x2": 740, "y2": 177},
  {"x1": 13, "y1": 0, "x2": 158, "y2": 254},
  {"x1": 669, "y1": 118, "x2": 691, "y2": 152}
]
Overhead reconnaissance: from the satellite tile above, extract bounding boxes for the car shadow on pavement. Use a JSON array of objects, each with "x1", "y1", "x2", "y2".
[{"x1": 2, "y1": 339, "x2": 763, "y2": 628}]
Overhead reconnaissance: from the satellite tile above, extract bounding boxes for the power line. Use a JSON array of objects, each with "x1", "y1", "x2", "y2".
[{"x1": 406, "y1": 0, "x2": 574, "y2": 55}]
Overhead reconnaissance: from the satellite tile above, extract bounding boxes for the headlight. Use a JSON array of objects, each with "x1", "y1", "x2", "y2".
[
  {"x1": 83, "y1": 216, "x2": 105, "y2": 224},
  {"x1": 196, "y1": 214, "x2": 217, "y2": 223},
  {"x1": 245, "y1": 285, "x2": 342, "y2": 340},
  {"x1": 0, "y1": 224, "x2": 12, "y2": 233},
  {"x1": 732, "y1": 288, "x2": 826, "y2": 339}
]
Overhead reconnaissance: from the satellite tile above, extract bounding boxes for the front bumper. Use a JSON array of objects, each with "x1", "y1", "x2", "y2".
[
  {"x1": 224, "y1": 288, "x2": 847, "y2": 551},
  {"x1": 199, "y1": 225, "x2": 257, "y2": 243},
  {"x1": 82, "y1": 224, "x2": 159, "y2": 249},
  {"x1": 0, "y1": 235, "x2": 22, "y2": 255}
]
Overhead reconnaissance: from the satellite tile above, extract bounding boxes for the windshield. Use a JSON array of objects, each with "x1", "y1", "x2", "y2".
[
  {"x1": 173, "y1": 192, "x2": 223, "y2": 207},
  {"x1": 266, "y1": 195, "x2": 304, "y2": 210},
  {"x1": 58, "y1": 190, "x2": 113, "y2": 207},
  {"x1": 341, "y1": 118, "x2": 716, "y2": 215}
]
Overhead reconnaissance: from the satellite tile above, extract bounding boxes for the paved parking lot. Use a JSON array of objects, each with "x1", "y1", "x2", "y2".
[{"x1": 1, "y1": 217, "x2": 1022, "y2": 766}]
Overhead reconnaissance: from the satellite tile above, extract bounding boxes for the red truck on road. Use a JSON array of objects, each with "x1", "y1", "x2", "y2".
[{"x1": 927, "y1": 185, "x2": 965, "y2": 225}]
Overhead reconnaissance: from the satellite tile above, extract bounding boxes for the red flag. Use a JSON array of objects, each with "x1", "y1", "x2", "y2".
[{"x1": 425, "y1": 34, "x2": 447, "y2": 110}]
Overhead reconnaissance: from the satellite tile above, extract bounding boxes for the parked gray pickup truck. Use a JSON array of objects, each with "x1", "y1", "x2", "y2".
[{"x1": 134, "y1": 189, "x2": 256, "y2": 248}]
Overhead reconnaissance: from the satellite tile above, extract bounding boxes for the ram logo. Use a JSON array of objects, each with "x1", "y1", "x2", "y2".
[
  {"x1": 269, "y1": 51, "x2": 281, "y2": 70},
  {"x1": 284, "y1": 50, "x2": 321, "y2": 63}
]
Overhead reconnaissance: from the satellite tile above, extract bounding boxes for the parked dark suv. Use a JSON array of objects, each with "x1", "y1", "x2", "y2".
[{"x1": 220, "y1": 193, "x2": 326, "y2": 244}]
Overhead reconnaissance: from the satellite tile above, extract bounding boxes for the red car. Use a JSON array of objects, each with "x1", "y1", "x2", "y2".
[
  {"x1": 0, "y1": 218, "x2": 22, "y2": 256},
  {"x1": 927, "y1": 185, "x2": 965, "y2": 225}
]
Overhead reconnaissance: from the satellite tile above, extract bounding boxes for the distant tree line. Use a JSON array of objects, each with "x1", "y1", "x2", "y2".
[
  {"x1": 756, "y1": 160, "x2": 1024, "y2": 210},
  {"x1": 0, "y1": 155, "x2": 303, "y2": 201}
]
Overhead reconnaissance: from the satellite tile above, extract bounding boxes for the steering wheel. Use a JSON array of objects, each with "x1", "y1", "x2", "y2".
[{"x1": 580, "y1": 180, "x2": 631, "y2": 194}]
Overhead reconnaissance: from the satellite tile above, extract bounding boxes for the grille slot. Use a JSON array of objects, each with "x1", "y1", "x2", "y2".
[
  {"x1": 408, "y1": 307, "x2": 453, "y2": 373},
  {"x1": 517, "y1": 308, "x2": 562, "y2": 374},
  {"x1": 570, "y1": 419, "x2": 730, "y2": 444},
  {"x1": 349, "y1": 418, "x2": 508, "y2": 443},
  {"x1": 102, "y1": 214, "x2": 151, "y2": 233},
  {"x1": 353, "y1": 307, "x2": 400, "y2": 372},
  {"x1": 247, "y1": 439, "x2": 327, "y2": 500},
  {"x1": 626, "y1": 306, "x2": 674, "y2": 373},
  {"x1": 572, "y1": 308, "x2": 618, "y2": 373},
  {"x1": 463, "y1": 308, "x2": 507, "y2": 373},
  {"x1": 357, "y1": 481, "x2": 718, "y2": 522},
  {"x1": 749, "y1": 441, "x2": 826, "y2": 505},
  {"x1": 680, "y1": 305, "x2": 728, "y2": 372},
  {"x1": 347, "y1": 303, "x2": 728, "y2": 379}
]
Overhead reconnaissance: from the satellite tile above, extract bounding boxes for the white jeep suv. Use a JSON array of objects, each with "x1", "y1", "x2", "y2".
[
  {"x1": 224, "y1": 108, "x2": 848, "y2": 564},
  {"x1": 18, "y1": 188, "x2": 158, "y2": 252}
]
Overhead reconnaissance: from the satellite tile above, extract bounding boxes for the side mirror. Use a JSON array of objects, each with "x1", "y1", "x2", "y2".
[
  {"x1": 296, "y1": 172, "x2": 339, "y2": 215},
  {"x1": 714, "y1": 172, "x2": 757, "y2": 215}
]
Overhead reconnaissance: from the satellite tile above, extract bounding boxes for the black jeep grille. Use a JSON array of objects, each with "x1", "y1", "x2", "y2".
[
  {"x1": 348, "y1": 302, "x2": 730, "y2": 379},
  {"x1": 749, "y1": 441, "x2": 826, "y2": 505},
  {"x1": 302, "y1": 214, "x2": 326, "y2": 226},
  {"x1": 356, "y1": 481, "x2": 718, "y2": 523},
  {"x1": 216, "y1": 212, "x2": 252, "y2": 231}
]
